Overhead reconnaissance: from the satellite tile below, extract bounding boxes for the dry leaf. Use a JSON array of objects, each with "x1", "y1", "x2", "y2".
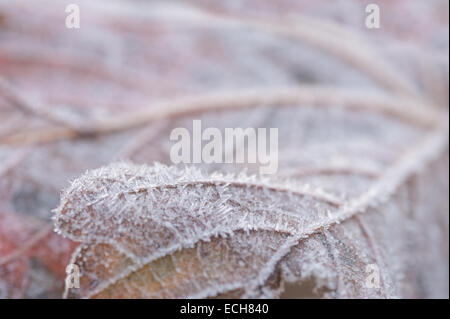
[
  {"x1": 0, "y1": 0, "x2": 448, "y2": 299},
  {"x1": 54, "y1": 91, "x2": 448, "y2": 298}
]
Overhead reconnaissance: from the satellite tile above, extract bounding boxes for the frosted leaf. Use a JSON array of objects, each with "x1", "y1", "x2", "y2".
[
  {"x1": 54, "y1": 162, "x2": 342, "y2": 298},
  {"x1": 1, "y1": 0, "x2": 448, "y2": 299},
  {"x1": 50, "y1": 69, "x2": 448, "y2": 299},
  {"x1": 55, "y1": 126, "x2": 448, "y2": 298}
]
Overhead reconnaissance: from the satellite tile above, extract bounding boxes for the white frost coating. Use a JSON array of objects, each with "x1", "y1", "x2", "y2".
[
  {"x1": 53, "y1": 162, "x2": 340, "y2": 260},
  {"x1": 244, "y1": 130, "x2": 448, "y2": 298},
  {"x1": 1, "y1": 0, "x2": 448, "y2": 299},
  {"x1": 54, "y1": 126, "x2": 448, "y2": 298}
]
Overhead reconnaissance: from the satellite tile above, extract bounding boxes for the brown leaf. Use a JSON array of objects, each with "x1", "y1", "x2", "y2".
[
  {"x1": 1, "y1": 0, "x2": 448, "y2": 299},
  {"x1": 54, "y1": 92, "x2": 448, "y2": 298}
]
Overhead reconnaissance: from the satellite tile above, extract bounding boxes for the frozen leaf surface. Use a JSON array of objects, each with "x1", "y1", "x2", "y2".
[
  {"x1": 0, "y1": 0, "x2": 448, "y2": 298},
  {"x1": 53, "y1": 92, "x2": 448, "y2": 298}
]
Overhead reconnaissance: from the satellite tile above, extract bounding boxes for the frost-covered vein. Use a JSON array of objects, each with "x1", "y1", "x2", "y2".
[
  {"x1": 278, "y1": 164, "x2": 381, "y2": 179},
  {"x1": 61, "y1": 129, "x2": 447, "y2": 298},
  {"x1": 76, "y1": 228, "x2": 291, "y2": 299},
  {"x1": 238, "y1": 130, "x2": 449, "y2": 297},
  {"x1": 124, "y1": 180, "x2": 343, "y2": 207},
  {"x1": 4, "y1": 87, "x2": 443, "y2": 146},
  {"x1": 355, "y1": 215, "x2": 387, "y2": 297}
]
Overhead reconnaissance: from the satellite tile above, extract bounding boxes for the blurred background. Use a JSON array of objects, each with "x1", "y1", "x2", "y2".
[{"x1": 0, "y1": 0, "x2": 448, "y2": 298}]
